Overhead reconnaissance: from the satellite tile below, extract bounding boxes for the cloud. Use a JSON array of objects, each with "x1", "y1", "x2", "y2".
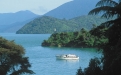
[{"x1": 31, "y1": 6, "x2": 49, "y2": 15}]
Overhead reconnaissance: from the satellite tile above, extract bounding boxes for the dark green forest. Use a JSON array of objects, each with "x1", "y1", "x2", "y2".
[
  {"x1": 0, "y1": 37, "x2": 34, "y2": 75},
  {"x1": 41, "y1": 25, "x2": 108, "y2": 48},
  {"x1": 76, "y1": 0, "x2": 121, "y2": 75},
  {"x1": 16, "y1": 15, "x2": 107, "y2": 34}
]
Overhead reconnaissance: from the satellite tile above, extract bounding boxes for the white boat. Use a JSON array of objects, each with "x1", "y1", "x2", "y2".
[{"x1": 56, "y1": 54, "x2": 79, "y2": 60}]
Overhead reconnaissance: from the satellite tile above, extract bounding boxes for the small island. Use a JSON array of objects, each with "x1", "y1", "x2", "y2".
[{"x1": 41, "y1": 25, "x2": 108, "y2": 48}]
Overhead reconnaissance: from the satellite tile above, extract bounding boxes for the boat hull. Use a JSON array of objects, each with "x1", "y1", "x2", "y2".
[{"x1": 56, "y1": 54, "x2": 79, "y2": 60}]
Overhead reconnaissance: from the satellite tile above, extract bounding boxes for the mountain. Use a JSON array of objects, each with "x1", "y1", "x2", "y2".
[
  {"x1": 16, "y1": 15, "x2": 107, "y2": 34},
  {"x1": 0, "y1": 10, "x2": 40, "y2": 33},
  {"x1": 44, "y1": 0, "x2": 99, "y2": 19},
  {"x1": 0, "y1": 19, "x2": 34, "y2": 33},
  {"x1": 0, "y1": 10, "x2": 39, "y2": 25}
]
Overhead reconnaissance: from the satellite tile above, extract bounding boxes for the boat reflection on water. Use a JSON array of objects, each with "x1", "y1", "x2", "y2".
[{"x1": 56, "y1": 58, "x2": 79, "y2": 63}]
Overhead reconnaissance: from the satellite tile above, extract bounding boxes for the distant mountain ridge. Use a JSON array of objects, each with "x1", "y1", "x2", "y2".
[
  {"x1": 0, "y1": 10, "x2": 40, "y2": 33},
  {"x1": 44, "y1": 0, "x2": 99, "y2": 19},
  {"x1": 0, "y1": 10, "x2": 39, "y2": 25},
  {"x1": 0, "y1": 0, "x2": 100, "y2": 33}
]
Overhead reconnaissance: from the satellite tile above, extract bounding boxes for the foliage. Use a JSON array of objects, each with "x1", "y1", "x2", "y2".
[
  {"x1": 0, "y1": 37, "x2": 34, "y2": 75},
  {"x1": 76, "y1": 58, "x2": 102, "y2": 75},
  {"x1": 76, "y1": 67, "x2": 84, "y2": 75},
  {"x1": 76, "y1": 0, "x2": 121, "y2": 75},
  {"x1": 41, "y1": 25, "x2": 108, "y2": 48},
  {"x1": 16, "y1": 15, "x2": 107, "y2": 34}
]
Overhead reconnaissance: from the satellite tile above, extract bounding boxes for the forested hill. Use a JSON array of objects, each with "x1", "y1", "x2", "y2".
[{"x1": 16, "y1": 15, "x2": 107, "y2": 34}]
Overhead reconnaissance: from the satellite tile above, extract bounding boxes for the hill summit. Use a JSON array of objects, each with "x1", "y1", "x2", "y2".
[
  {"x1": 44, "y1": 0, "x2": 98, "y2": 19},
  {"x1": 0, "y1": 10, "x2": 39, "y2": 33}
]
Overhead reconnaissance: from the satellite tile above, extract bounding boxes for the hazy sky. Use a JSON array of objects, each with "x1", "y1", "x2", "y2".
[{"x1": 0, "y1": 0, "x2": 72, "y2": 15}]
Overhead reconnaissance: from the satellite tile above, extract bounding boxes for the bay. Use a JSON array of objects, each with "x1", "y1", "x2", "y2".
[{"x1": 0, "y1": 33, "x2": 102, "y2": 75}]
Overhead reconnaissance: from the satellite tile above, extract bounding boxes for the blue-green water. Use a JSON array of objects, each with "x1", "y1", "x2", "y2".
[{"x1": 0, "y1": 33, "x2": 102, "y2": 75}]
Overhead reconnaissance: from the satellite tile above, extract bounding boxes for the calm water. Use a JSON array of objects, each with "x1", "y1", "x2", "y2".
[{"x1": 0, "y1": 33, "x2": 102, "y2": 75}]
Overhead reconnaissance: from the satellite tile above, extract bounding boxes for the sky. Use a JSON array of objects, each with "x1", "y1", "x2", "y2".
[{"x1": 0, "y1": 0, "x2": 72, "y2": 15}]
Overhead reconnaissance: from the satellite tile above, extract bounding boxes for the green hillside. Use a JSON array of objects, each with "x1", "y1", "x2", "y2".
[{"x1": 16, "y1": 15, "x2": 107, "y2": 34}]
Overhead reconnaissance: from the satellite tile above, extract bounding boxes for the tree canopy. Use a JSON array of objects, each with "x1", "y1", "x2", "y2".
[
  {"x1": 41, "y1": 25, "x2": 108, "y2": 48},
  {"x1": 77, "y1": 0, "x2": 121, "y2": 75},
  {"x1": 0, "y1": 37, "x2": 34, "y2": 75}
]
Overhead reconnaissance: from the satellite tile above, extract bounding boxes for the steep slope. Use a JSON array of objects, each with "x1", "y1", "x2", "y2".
[
  {"x1": 44, "y1": 0, "x2": 98, "y2": 19},
  {"x1": 16, "y1": 15, "x2": 107, "y2": 34}
]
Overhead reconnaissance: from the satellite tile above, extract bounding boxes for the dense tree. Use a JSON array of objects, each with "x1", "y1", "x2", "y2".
[
  {"x1": 0, "y1": 37, "x2": 34, "y2": 75},
  {"x1": 76, "y1": 58, "x2": 102, "y2": 75},
  {"x1": 77, "y1": 0, "x2": 121, "y2": 75},
  {"x1": 76, "y1": 67, "x2": 84, "y2": 75},
  {"x1": 41, "y1": 26, "x2": 108, "y2": 48},
  {"x1": 89, "y1": 0, "x2": 121, "y2": 75}
]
